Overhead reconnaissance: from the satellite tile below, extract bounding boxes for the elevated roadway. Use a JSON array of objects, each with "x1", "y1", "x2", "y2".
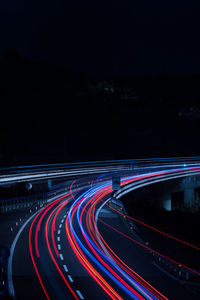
[{"x1": 1, "y1": 159, "x2": 200, "y2": 299}]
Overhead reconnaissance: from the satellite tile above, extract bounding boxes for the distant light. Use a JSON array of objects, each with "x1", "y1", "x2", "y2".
[
  {"x1": 25, "y1": 182, "x2": 32, "y2": 190},
  {"x1": 183, "y1": 164, "x2": 187, "y2": 167}
]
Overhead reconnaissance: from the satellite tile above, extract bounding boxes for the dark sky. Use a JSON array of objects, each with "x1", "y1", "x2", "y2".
[{"x1": 1, "y1": 0, "x2": 200, "y2": 76}]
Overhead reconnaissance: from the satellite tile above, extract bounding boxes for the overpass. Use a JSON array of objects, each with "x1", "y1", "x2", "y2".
[{"x1": 0, "y1": 158, "x2": 200, "y2": 299}]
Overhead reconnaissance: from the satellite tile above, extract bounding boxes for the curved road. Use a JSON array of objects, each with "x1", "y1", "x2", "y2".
[{"x1": 9, "y1": 165, "x2": 200, "y2": 300}]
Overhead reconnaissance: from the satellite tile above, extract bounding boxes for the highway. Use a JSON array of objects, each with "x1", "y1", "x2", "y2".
[{"x1": 2, "y1": 162, "x2": 200, "y2": 299}]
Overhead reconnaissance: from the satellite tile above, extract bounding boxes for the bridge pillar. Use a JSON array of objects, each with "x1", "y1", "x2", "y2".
[
  {"x1": 181, "y1": 176, "x2": 197, "y2": 211},
  {"x1": 48, "y1": 180, "x2": 52, "y2": 190},
  {"x1": 162, "y1": 193, "x2": 171, "y2": 211},
  {"x1": 184, "y1": 188, "x2": 195, "y2": 209}
]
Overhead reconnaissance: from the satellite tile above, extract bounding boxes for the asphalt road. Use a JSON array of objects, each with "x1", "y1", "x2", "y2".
[{"x1": 3, "y1": 166, "x2": 200, "y2": 299}]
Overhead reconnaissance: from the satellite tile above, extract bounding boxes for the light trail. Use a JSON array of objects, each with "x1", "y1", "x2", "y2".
[
  {"x1": 29, "y1": 201, "x2": 57, "y2": 300},
  {"x1": 29, "y1": 193, "x2": 79, "y2": 299},
  {"x1": 26, "y1": 164, "x2": 200, "y2": 300},
  {"x1": 114, "y1": 167, "x2": 200, "y2": 251},
  {"x1": 83, "y1": 187, "x2": 169, "y2": 299},
  {"x1": 106, "y1": 203, "x2": 200, "y2": 251},
  {"x1": 64, "y1": 165, "x2": 200, "y2": 299},
  {"x1": 89, "y1": 196, "x2": 168, "y2": 300},
  {"x1": 77, "y1": 191, "x2": 149, "y2": 299},
  {"x1": 98, "y1": 219, "x2": 200, "y2": 276},
  {"x1": 66, "y1": 202, "x2": 124, "y2": 300},
  {"x1": 45, "y1": 200, "x2": 79, "y2": 300},
  {"x1": 66, "y1": 183, "x2": 165, "y2": 299}
]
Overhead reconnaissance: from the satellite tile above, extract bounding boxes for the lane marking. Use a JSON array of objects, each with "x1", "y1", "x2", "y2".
[
  {"x1": 60, "y1": 253, "x2": 64, "y2": 260},
  {"x1": 8, "y1": 207, "x2": 44, "y2": 297},
  {"x1": 57, "y1": 236, "x2": 60, "y2": 242},
  {"x1": 76, "y1": 290, "x2": 84, "y2": 299},
  {"x1": 63, "y1": 265, "x2": 68, "y2": 272},
  {"x1": 58, "y1": 229, "x2": 61, "y2": 235},
  {"x1": 68, "y1": 275, "x2": 74, "y2": 282},
  {"x1": 61, "y1": 219, "x2": 64, "y2": 223},
  {"x1": 59, "y1": 224, "x2": 62, "y2": 228},
  {"x1": 57, "y1": 244, "x2": 61, "y2": 250}
]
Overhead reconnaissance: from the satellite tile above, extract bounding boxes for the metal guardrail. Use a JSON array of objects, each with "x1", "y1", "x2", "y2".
[
  {"x1": 0, "y1": 176, "x2": 102, "y2": 213},
  {"x1": 0, "y1": 193, "x2": 48, "y2": 213},
  {"x1": 109, "y1": 198, "x2": 200, "y2": 284},
  {"x1": 111, "y1": 170, "x2": 200, "y2": 285},
  {"x1": 1, "y1": 156, "x2": 200, "y2": 174},
  {"x1": 0, "y1": 179, "x2": 72, "y2": 213},
  {"x1": 1, "y1": 157, "x2": 200, "y2": 187},
  {"x1": 1, "y1": 160, "x2": 200, "y2": 289},
  {"x1": 117, "y1": 171, "x2": 200, "y2": 283}
]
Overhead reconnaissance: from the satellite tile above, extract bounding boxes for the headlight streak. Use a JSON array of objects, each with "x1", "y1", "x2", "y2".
[
  {"x1": 68, "y1": 187, "x2": 134, "y2": 299},
  {"x1": 66, "y1": 204, "x2": 123, "y2": 300},
  {"x1": 67, "y1": 184, "x2": 159, "y2": 299},
  {"x1": 79, "y1": 191, "x2": 147, "y2": 299},
  {"x1": 78, "y1": 189, "x2": 158, "y2": 300},
  {"x1": 66, "y1": 166, "x2": 200, "y2": 299},
  {"x1": 88, "y1": 196, "x2": 168, "y2": 300},
  {"x1": 80, "y1": 185, "x2": 171, "y2": 300},
  {"x1": 27, "y1": 164, "x2": 200, "y2": 300}
]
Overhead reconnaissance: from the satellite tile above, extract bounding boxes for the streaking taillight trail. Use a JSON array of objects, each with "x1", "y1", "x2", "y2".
[{"x1": 28, "y1": 165, "x2": 200, "y2": 299}]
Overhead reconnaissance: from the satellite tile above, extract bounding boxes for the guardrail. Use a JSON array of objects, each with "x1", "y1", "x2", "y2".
[
  {"x1": 0, "y1": 179, "x2": 72, "y2": 213},
  {"x1": 111, "y1": 170, "x2": 200, "y2": 285},
  {"x1": 1, "y1": 156, "x2": 200, "y2": 174},
  {"x1": 0, "y1": 192, "x2": 48, "y2": 213},
  {"x1": 0, "y1": 175, "x2": 103, "y2": 213},
  {"x1": 109, "y1": 197, "x2": 200, "y2": 285},
  {"x1": 2, "y1": 157, "x2": 200, "y2": 187}
]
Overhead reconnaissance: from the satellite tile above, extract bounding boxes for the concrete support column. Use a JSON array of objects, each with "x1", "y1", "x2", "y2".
[
  {"x1": 48, "y1": 180, "x2": 52, "y2": 190},
  {"x1": 162, "y1": 194, "x2": 171, "y2": 211},
  {"x1": 184, "y1": 188, "x2": 195, "y2": 209}
]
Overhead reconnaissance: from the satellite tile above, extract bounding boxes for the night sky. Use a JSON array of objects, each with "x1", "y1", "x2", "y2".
[
  {"x1": 1, "y1": 1, "x2": 200, "y2": 166},
  {"x1": 1, "y1": 0, "x2": 200, "y2": 76}
]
